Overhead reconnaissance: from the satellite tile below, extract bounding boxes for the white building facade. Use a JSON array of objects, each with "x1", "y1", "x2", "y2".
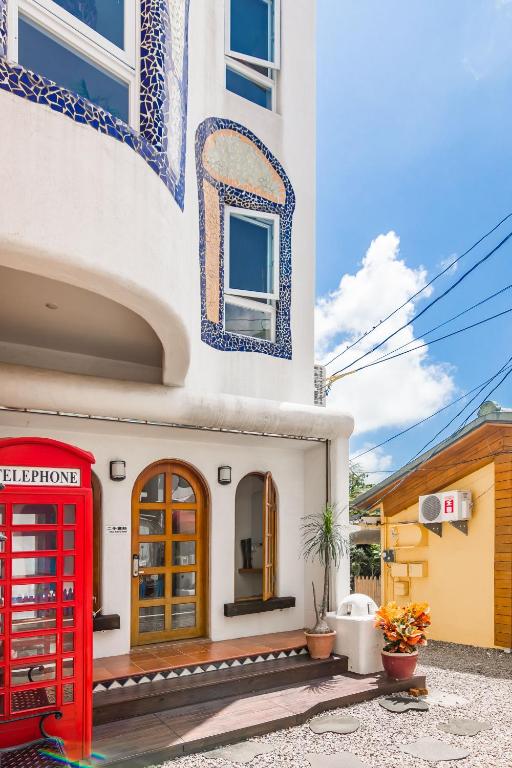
[{"x1": 0, "y1": 0, "x2": 353, "y2": 659}]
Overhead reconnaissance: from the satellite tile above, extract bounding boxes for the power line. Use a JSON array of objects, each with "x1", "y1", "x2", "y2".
[
  {"x1": 371, "y1": 283, "x2": 512, "y2": 366},
  {"x1": 350, "y1": 367, "x2": 512, "y2": 462},
  {"x1": 323, "y1": 211, "x2": 512, "y2": 368},
  {"x1": 326, "y1": 305, "x2": 512, "y2": 386},
  {"x1": 327, "y1": 229, "x2": 512, "y2": 379},
  {"x1": 360, "y1": 353, "x2": 512, "y2": 507}
]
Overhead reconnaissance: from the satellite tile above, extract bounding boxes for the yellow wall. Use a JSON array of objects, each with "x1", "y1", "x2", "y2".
[{"x1": 381, "y1": 463, "x2": 496, "y2": 648}]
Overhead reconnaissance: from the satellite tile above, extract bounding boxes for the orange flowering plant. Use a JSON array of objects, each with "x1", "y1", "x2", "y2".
[{"x1": 374, "y1": 602, "x2": 431, "y2": 654}]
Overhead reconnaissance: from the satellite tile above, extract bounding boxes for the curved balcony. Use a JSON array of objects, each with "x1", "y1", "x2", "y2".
[{"x1": 0, "y1": 90, "x2": 191, "y2": 385}]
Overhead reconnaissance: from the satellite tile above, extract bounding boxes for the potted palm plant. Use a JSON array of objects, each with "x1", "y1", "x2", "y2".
[
  {"x1": 301, "y1": 503, "x2": 349, "y2": 659},
  {"x1": 374, "y1": 601, "x2": 431, "y2": 679}
]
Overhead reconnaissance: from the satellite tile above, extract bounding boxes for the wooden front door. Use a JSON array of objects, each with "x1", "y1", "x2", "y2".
[{"x1": 131, "y1": 462, "x2": 208, "y2": 646}]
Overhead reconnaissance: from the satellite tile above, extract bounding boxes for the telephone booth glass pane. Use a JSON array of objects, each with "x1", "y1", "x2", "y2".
[
  {"x1": 12, "y1": 532, "x2": 58, "y2": 552},
  {"x1": 12, "y1": 505, "x2": 57, "y2": 525},
  {"x1": 63, "y1": 505, "x2": 76, "y2": 524},
  {"x1": 12, "y1": 609, "x2": 57, "y2": 632},
  {"x1": 12, "y1": 686, "x2": 56, "y2": 712},
  {"x1": 11, "y1": 635, "x2": 57, "y2": 659},
  {"x1": 63, "y1": 556, "x2": 75, "y2": 576},
  {"x1": 11, "y1": 661, "x2": 56, "y2": 686},
  {"x1": 12, "y1": 557, "x2": 57, "y2": 578},
  {"x1": 0, "y1": 505, "x2": 4, "y2": 524},
  {"x1": 12, "y1": 583, "x2": 57, "y2": 604},
  {"x1": 64, "y1": 531, "x2": 75, "y2": 550}
]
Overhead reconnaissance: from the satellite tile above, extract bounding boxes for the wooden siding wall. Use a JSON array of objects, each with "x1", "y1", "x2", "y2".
[{"x1": 495, "y1": 437, "x2": 512, "y2": 648}]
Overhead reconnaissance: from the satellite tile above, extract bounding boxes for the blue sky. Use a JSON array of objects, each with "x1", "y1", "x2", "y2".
[{"x1": 316, "y1": 0, "x2": 512, "y2": 480}]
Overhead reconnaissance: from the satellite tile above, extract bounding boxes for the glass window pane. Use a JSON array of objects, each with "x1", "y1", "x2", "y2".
[
  {"x1": 226, "y1": 67, "x2": 272, "y2": 109},
  {"x1": 140, "y1": 474, "x2": 165, "y2": 503},
  {"x1": 0, "y1": 640, "x2": 3, "y2": 660},
  {"x1": 13, "y1": 505, "x2": 57, "y2": 525},
  {"x1": 11, "y1": 661, "x2": 56, "y2": 687},
  {"x1": 63, "y1": 658, "x2": 74, "y2": 678},
  {"x1": 12, "y1": 558, "x2": 57, "y2": 578},
  {"x1": 139, "y1": 605, "x2": 165, "y2": 634},
  {"x1": 52, "y1": 0, "x2": 124, "y2": 48},
  {"x1": 172, "y1": 510, "x2": 196, "y2": 535},
  {"x1": 225, "y1": 301, "x2": 272, "y2": 341},
  {"x1": 63, "y1": 582, "x2": 75, "y2": 602},
  {"x1": 12, "y1": 583, "x2": 57, "y2": 605},
  {"x1": 63, "y1": 633, "x2": 74, "y2": 653},
  {"x1": 12, "y1": 532, "x2": 57, "y2": 553},
  {"x1": 63, "y1": 531, "x2": 75, "y2": 550},
  {"x1": 0, "y1": 696, "x2": 3, "y2": 715},
  {"x1": 64, "y1": 556, "x2": 75, "y2": 576},
  {"x1": 18, "y1": 17, "x2": 129, "y2": 123},
  {"x1": 0, "y1": 617, "x2": 3, "y2": 637},
  {"x1": 0, "y1": 670, "x2": 3, "y2": 688},
  {"x1": 172, "y1": 541, "x2": 196, "y2": 566},
  {"x1": 0, "y1": 561, "x2": 4, "y2": 579},
  {"x1": 0, "y1": 505, "x2": 4, "y2": 525},
  {"x1": 12, "y1": 609, "x2": 57, "y2": 633},
  {"x1": 63, "y1": 606, "x2": 75, "y2": 628},
  {"x1": 11, "y1": 635, "x2": 57, "y2": 660},
  {"x1": 63, "y1": 683, "x2": 74, "y2": 703},
  {"x1": 64, "y1": 505, "x2": 76, "y2": 525},
  {"x1": 229, "y1": 214, "x2": 274, "y2": 294},
  {"x1": 172, "y1": 572, "x2": 196, "y2": 597},
  {"x1": 139, "y1": 511, "x2": 165, "y2": 535},
  {"x1": 139, "y1": 574, "x2": 165, "y2": 600},
  {"x1": 0, "y1": 586, "x2": 3, "y2": 608},
  {"x1": 172, "y1": 476, "x2": 196, "y2": 503},
  {"x1": 171, "y1": 603, "x2": 196, "y2": 630},
  {"x1": 139, "y1": 542, "x2": 165, "y2": 568},
  {"x1": 12, "y1": 686, "x2": 56, "y2": 713},
  {"x1": 230, "y1": 0, "x2": 273, "y2": 63}
]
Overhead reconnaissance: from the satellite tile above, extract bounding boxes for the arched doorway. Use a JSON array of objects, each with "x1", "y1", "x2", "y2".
[{"x1": 131, "y1": 461, "x2": 208, "y2": 646}]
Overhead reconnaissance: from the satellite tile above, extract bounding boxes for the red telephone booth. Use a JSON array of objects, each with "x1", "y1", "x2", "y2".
[{"x1": 0, "y1": 437, "x2": 94, "y2": 761}]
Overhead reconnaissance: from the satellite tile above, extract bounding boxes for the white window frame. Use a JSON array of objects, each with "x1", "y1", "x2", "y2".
[
  {"x1": 8, "y1": 0, "x2": 139, "y2": 127},
  {"x1": 225, "y1": 294, "x2": 276, "y2": 343},
  {"x1": 225, "y1": 0, "x2": 281, "y2": 70},
  {"x1": 224, "y1": 207, "x2": 280, "y2": 302},
  {"x1": 225, "y1": 55, "x2": 276, "y2": 112}
]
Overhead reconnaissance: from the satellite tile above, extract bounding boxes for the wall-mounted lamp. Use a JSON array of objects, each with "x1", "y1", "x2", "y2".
[
  {"x1": 110, "y1": 460, "x2": 126, "y2": 482},
  {"x1": 218, "y1": 466, "x2": 232, "y2": 485}
]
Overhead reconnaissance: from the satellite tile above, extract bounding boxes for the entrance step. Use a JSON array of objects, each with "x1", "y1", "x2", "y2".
[
  {"x1": 93, "y1": 669, "x2": 427, "y2": 766},
  {"x1": 93, "y1": 653, "x2": 349, "y2": 725}
]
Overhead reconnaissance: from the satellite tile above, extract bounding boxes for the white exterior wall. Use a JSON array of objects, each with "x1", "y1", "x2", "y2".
[
  {"x1": 0, "y1": 0, "x2": 354, "y2": 658},
  {"x1": 0, "y1": 410, "x2": 327, "y2": 658}
]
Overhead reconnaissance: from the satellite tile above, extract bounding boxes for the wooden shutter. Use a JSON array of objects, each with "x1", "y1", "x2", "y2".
[{"x1": 263, "y1": 472, "x2": 277, "y2": 601}]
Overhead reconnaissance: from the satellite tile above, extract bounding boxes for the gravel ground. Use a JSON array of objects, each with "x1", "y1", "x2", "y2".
[{"x1": 157, "y1": 642, "x2": 512, "y2": 768}]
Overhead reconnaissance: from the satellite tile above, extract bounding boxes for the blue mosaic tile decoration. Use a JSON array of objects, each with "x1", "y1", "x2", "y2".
[
  {"x1": 196, "y1": 118, "x2": 295, "y2": 359},
  {"x1": 0, "y1": 0, "x2": 190, "y2": 209}
]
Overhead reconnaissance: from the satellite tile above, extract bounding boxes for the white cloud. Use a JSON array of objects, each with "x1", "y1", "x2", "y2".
[
  {"x1": 316, "y1": 232, "x2": 456, "y2": 435},
  {"x1": 351, "y1": 446, "x2": 393, "y2": 477},
  {"x1": 439, "y1": 254, "x2": 458, "y2": 275}
]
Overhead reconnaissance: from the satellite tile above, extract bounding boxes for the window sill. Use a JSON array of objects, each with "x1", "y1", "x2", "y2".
[
  {"x1": 224, "y1": 596, "x2": 295, "y2": 617},
  {"x1": 93, "y1": 613, "x2": 121, "y2": 632}
]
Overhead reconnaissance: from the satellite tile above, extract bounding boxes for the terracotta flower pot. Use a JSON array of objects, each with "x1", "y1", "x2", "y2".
[
  {"x1": 381, "y1": 650, "x2": 418, "y2": 680},
  {"x1": 305, "y1": 630, "x2": 336, "y2": 660}
]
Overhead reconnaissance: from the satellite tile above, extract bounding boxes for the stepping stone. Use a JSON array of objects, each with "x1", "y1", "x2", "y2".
[
  {"x1": 379, "y1": 695, "x2": 429, "y2": 713},
  {"x1": 306, "y1": 752, "x2": 370, "y2": 768},
  {"x1": 399, "y1": 737, "x2": 470, "y2": 762},
  {"x1": 205, "y1": 742, "x2": 274, "y2": 763},
  {"x1": 424, "y1": 690, "x2": 468, "y2": 708},
  {"x1": 309, "y1": 715, "x2": 361, "y2": 734},
  {"x1": 438, "y1": 718, "x2": 492, "y2": 737}
]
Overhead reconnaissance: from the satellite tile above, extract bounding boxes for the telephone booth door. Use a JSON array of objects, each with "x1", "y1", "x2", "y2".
[{"x1": 0, "y1": 438, "x2": 94, "y2": 761}]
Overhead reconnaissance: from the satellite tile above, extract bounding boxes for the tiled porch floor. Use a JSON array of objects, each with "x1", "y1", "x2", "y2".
[{"x1": 93, "y1": 630, "x2": 307, "y2": 684}]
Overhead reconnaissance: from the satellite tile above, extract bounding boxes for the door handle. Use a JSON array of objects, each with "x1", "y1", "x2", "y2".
[{"x1": 132, "y1": 554, "x2": 140, "y2": 578}]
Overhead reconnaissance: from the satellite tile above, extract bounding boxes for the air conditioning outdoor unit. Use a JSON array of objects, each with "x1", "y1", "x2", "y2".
[{"x1": 419, "y1": 491, "x2": 472, "y2": 524}]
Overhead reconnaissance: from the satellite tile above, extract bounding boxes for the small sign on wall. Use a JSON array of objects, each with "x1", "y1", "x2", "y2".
[{"x1": 106, "y1": 525, "x2": 128, "y2": 535}]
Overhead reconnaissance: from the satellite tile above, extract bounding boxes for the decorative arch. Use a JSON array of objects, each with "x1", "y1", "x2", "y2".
[
  {"x1": 195, "y1": 118, "x2": 295, "y2": 358},
  {"x1": 130, "y1": 459, "x2": 210, "y2": 644}
]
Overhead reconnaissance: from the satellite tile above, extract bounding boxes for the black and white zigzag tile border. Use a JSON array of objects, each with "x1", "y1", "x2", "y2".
[{"x1": 93, "y1": 646, "x2": 309, "y2": 693}]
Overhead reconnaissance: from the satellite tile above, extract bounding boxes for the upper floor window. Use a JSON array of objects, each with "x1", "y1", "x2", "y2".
[
  {"x1": 225, "y1": 0, "x2": 280, "y2": 111},
  {"x1": 224, "y1": 208, "x2": 279, "y2": 342},
  {"x1": 9, "y1": 0, "x2": 136, "y2": 124}
]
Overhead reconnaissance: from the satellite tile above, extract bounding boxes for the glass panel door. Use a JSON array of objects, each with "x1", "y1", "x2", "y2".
[
  {"x1": 131, "y1": 463, "x2": 207, "y2": 645},
  {"x1": 0, "y1": 495, "x2": 83, "y2": 746}
]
